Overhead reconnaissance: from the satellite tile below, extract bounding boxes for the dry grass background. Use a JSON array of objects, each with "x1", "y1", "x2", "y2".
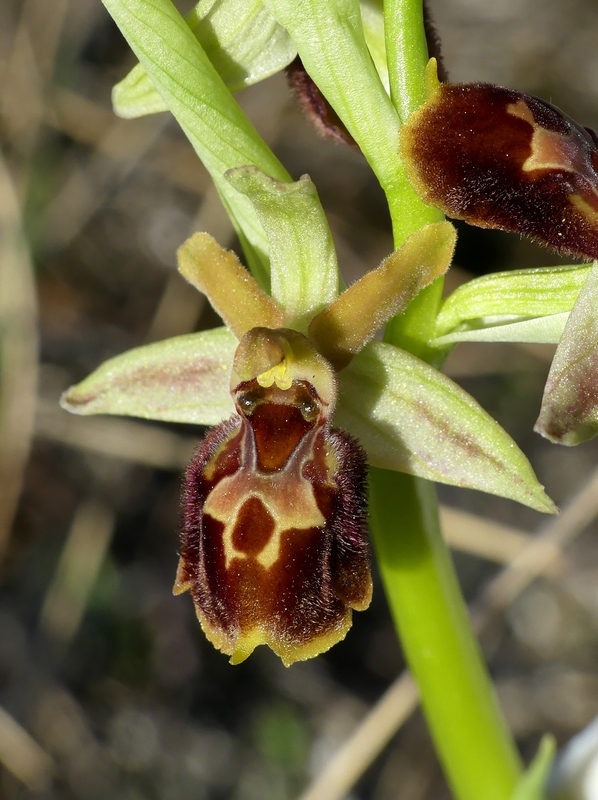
[{"x1": 2, "y1": 1, "x2": 598, "y2": 798}]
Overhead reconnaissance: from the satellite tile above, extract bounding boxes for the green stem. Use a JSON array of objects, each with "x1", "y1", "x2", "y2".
[
  {"x1": 375, "y1": 2, "x2": 524, "y2": 799},
  {"x1": 369, "y1": 470, "x2": 523, "y2": 800},
  {"x1": 384, "y1": 0, "x2": 429, "y2": 121}
]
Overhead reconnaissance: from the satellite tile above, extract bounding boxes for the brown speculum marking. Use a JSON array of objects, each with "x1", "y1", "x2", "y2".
[{"x1": 177, "y1": 377, "x2": 372, "y2": 666}]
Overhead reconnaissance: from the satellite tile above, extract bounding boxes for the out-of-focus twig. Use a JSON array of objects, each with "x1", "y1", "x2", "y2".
[
  {"x1": 299, "y1": 673, "x2": 419, "y2": 800},
  {"x1": 0, "y1": 705, "x2": 54, "y2": 792},
  {"x1": 1, "y1": 0, "x2": 69, "y2": 193},
  {"x1": 36, "y1": 398, "x2": 196, "y2": 472},
  {"x1": 48, "y1": 87, "x2": 209, "y2": 196},
  {"x1": 440, "y1": 506, "x2": 532, "y2": 564},
  {"x1": 38, "y1": 497, "x2": 115, "y2": 647},
  {"x1": 299, "y1": 466, "x2": 598, "y2": 800},
  {"x1": 42, "y1": 111, "x2": 172, "y2": 253},
  {"x1": 472, "y1": 465, "x2": 598, "y2": 623},
  {"x1": 0, "y1": 155, "x2": 38, "y2": 562}
]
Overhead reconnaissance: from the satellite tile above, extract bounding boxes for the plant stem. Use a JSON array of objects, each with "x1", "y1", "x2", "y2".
[
  {"x1": 369, "y1": 469, "x2": 522, "y2": 800},
  {"x1": 384, "y1": 0, "x2": 429, "y2": 121},
  {"x1": 374, "y1": 2, "x2": 525, "y2": 799}
]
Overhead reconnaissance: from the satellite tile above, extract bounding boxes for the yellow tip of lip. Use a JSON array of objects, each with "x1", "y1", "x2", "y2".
[{"x1": 229, "y1": 630, "x2": 263, "y2": 664}]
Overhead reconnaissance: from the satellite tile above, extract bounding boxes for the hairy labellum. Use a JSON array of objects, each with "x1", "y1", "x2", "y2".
[
  {"x1": 175, "y1": 329, "x2": 372, "y2": 666},
  {"x1": 401, "y1": 81, "x2": 598, "y2": 259}
]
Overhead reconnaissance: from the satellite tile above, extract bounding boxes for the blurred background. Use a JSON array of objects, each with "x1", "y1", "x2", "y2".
[{"x1": 2, "y1": 0, "x2": 598, "y2": 798}]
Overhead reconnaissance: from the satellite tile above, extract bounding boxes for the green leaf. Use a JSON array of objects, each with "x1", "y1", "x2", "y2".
[
  {"x1": 60, "y1": 328, "x2": 236, "y2": 425},
  {"x1": 226, "y1": 167, "x2": 339, "y2": 331},
  {"x1": 511, "y1": 735, "x2": 555, "y2": 800},
  {"x1": 431, "y1": 312, "x2": 569, "y2": 347},
  {"x1": 335, "y1": 341, "x2": 556, "y2": 513},
  {"x1": 436, "y1": 265, "x2": 591, "y2": 336},
  {"x1": 103, "y1": 0, "x2": 291, "y2": 288},
  {"x1": 113, "y1": 0, "x2": 296, "y2": 118},
  {"x1": 535, "y1": 260, "x2": 598, "y2": 444}
]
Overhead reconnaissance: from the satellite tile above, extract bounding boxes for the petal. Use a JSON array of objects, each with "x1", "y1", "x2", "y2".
[
  {"x1": 177, "y1": 232, "x2": 283, "y2": 338},
  {"x1": 335, "y1": 342, "x2": 556, "y2": 513},
  {"x1": 61, "y1": 328, "x2": 236, "y2": 425},
  {"x1": 401, "y1": 74, "x2": 598, "y2": 259},
  {"x1": 177, "y1": 389, "x2": 371, "y2": 666},
  {"x1": 535, "y1": 260, "x2": 598, "y2": 444},
  {"x1": 226, "y1": 167, "x2": 339, "y2": 331},
  {"x1": 309, "y1": 221, "x2": 456, "y2": 368},
  {"x1": 113, "y1": 0, "x2": 296, "y2": 118}
]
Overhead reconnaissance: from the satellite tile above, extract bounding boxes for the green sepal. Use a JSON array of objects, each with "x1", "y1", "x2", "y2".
[
  {"x1": 113, "y1": 0, "x2": 296, "y2": 119},
  {"x1": 335, "y1": 341, "x2": 556, "y2": 513},
  {"x1": 60, "y1": 328, "x2": 236, "y2": 425},
  {"x1": 226, "y1": 167, "x2": 339, "y2": 331},
  {"x1": 103, "y1": 0, "x2": 291, "y2": 288},
  {"x1": 535, "y1": 260, "x2": 598, "y2": 444},
  {"x1": 511, "y1": 735, "x2": 556, "y2": 800},
  {"x1": 436, "y1": 265, "x2": 591, "y2": 337}
]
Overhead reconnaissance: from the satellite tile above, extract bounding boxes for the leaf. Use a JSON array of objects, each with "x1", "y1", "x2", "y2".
[
  {"x1": 511, "y1": 735, "x2": 556, "y2": 800},
  {"x1": 310, "y1": 221, "x2": 456, "y2": 368},
  {"x1": 60, "y1": 328, "x2": 236, "y2": 426},
  {"x1": 432, "y1": 313, "x2": 569, "y2": 347},
  {"x1": 226, "y1": 167, "x2": 339, "y2": 331},
  {"x1": 335, "y1": 342, "x2": 556, "y2": 513},
  {"x1": 103, "y1": 0, "x2": 291, "y2": 288},
  {"x1": 535, "y1": 260, "x2": 598, "y2": 444},
  {"x1": 436, "y1": 264, "x2": 591, "y2": 336},
  {"x1": 113, "y1": 0, "x2": 296, "y2": 118}
]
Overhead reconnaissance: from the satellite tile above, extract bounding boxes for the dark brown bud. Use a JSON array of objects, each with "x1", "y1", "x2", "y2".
[
  {"x1": 400, "y1": 80, "x2": 598, "y2": 259},
  {"x1": 286, "y1": 56, "x2": 358, "y2": 149}
]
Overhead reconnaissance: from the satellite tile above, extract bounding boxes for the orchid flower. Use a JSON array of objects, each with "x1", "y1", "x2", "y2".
[
  {"x1": 59, "y1": 0, "x2": 598, "y2": 795},
  {"x1": 62, "y1": 166, "x2": 554, "y2": 664}
]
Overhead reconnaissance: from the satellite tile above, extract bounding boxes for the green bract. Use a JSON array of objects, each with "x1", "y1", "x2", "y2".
[
  {"x1": 433, "y1": 264, "x2": 591, "y2": 346},
  {"x1": 113, "y1": 0, "x2": 296, "y2": 118},
  {"x1": 102, "y1": 0, "x2": 291, "y2": 286}
]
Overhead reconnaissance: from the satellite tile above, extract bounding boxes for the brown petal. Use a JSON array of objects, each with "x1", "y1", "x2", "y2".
[
  {"x1": 400, "y1": 80, "x2": 598, "y2": 259},
  {"x1": 176, "y1": 377, "x2": 371, "y2": 666}
]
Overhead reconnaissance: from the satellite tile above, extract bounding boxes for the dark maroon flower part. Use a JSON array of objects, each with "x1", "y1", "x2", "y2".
[
  {"x1": 400, "y1": 80, "x2": 598, "y2": 259},
  {"x1": 175, "y1": 368, "x2": 372, "y2": 666}
]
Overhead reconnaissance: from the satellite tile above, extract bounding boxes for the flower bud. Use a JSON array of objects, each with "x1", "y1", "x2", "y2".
[{"x1": 400, "y1": 79, "x2": 598, "y2": 259}]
